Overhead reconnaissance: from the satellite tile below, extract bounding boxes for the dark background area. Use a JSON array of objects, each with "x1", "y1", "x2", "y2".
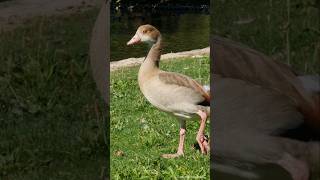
[
  {"x1": 111, "y1": 0, "x2": 209, "y2": 8},
  {"x1": 0, "y1": 3, "x2": 107, "y2": 179},
  {"x1": 211, "y1": 0, "x2": 319, "y2": 74},
  {"x1": 211, "y1": 0, "x2": 319, "y2": 179}
]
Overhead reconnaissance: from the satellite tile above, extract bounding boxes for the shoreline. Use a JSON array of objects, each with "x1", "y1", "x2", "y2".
[{"x1": 110, "y1": 47, "x2": 210, "y2": 72}]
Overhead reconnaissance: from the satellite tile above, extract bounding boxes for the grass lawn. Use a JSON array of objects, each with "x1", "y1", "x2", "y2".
[
  {"x1": 110, "y1": 56, "x2": 210, "y2": 179},
  {"x1": 0, "y1": 8, "x2": 108, "y2": 179}
]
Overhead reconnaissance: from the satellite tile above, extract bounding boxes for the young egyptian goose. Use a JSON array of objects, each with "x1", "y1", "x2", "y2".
[{"x1": 127, "y1": 24, "x2": 210, "y2": 158}]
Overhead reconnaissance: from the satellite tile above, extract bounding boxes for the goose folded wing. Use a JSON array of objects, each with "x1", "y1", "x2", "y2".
[{"x1": 159, "y1": 72, "x2": 210, "y2": 106}]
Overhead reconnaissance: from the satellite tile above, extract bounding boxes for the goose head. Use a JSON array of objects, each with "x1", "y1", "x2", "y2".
[{"x1": 127, "y1": 24, "x2": 161, "y2": 46}]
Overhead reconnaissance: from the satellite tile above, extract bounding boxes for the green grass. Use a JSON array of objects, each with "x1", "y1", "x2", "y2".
[
  {"x1": 110, "y1": 57, "x2": 210, "y2": 179},
  {"x1": 212, "y1": 0, "x2": 320, "y2": 74},
  {"x1": 0, "y1": 8, "x2": 108, "y2": 179}
]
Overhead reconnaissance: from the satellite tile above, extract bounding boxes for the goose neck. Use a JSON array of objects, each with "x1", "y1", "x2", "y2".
[{"x1": 139, "y1": 35, "x2": 162, "y2": 75}]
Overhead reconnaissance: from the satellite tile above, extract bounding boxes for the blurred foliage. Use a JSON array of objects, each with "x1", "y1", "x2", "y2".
[
  {"x1": 212, "y1": 0, "x2": 319, "y2": 74},
  {"x1": 112, "y1": 0, "x2": 209, "y2": 9}
]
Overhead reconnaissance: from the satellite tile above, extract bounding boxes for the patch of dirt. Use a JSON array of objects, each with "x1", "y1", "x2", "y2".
[{"x1": 0, "y1": 0, "x2": 102, "y2": 30}]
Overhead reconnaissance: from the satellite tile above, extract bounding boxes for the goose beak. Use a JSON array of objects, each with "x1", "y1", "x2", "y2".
[{"x1": 127, "y1": 34, "x2": 141, "y2": 45}]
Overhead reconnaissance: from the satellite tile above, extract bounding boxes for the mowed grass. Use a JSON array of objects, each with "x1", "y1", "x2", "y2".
[
  {"x1": 0, "y1": 8, "x2": 108, "y2": 179},
  {"x1": 110, "y1": 57, "x2": 210, "y2": 179}
]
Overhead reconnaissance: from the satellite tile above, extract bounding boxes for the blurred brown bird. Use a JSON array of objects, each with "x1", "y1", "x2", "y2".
[{"x1": 211, "y1": 36, "x2": 320, "y2": 180}]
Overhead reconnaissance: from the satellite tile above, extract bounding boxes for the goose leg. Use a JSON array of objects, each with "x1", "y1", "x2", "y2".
[
  {"x1": 196, "y1": 110, "x2": 209, "y2": 154},
  {"x1": 162, "y1": 120, "x2": 186, "y2": 158}
]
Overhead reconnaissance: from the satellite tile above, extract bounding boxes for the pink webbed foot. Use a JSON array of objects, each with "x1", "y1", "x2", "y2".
[
  {"x1": 162, "y1": 128, "x2": 186, "y2": 159},
  {"x1": 196, "y1": 110, "x2": 210, "y2": 154}
]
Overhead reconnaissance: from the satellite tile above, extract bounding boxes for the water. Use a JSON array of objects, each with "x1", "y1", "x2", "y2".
[{"x1": 111, "y1": 10, "x2": 209, "y2": 61}]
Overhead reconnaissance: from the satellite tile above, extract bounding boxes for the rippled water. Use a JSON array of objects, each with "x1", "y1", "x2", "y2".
[{"x1": 111, "y1": 10, "x2": 209, "y2": 61}]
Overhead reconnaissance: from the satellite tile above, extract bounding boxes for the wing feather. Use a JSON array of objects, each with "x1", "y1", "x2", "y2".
[{"x1": 159, "y1": 72, "x2": 210, "y2": 105}]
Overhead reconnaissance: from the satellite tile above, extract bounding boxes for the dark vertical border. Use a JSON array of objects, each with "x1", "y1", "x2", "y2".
[
  {"x1": 209, "y1": 1, "x2": 214, "y2": 179},
  {"x1": 89, "y1": 0, "x2": 110, "y2": 179},
  {"x1": 209, "y1": 1, "x2": 320, "y2": 179}
]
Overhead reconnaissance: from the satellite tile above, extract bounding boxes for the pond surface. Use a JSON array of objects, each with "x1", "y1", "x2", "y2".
[{"x1": 111, "y1": 10, "x2": 209, "y2": 61}]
